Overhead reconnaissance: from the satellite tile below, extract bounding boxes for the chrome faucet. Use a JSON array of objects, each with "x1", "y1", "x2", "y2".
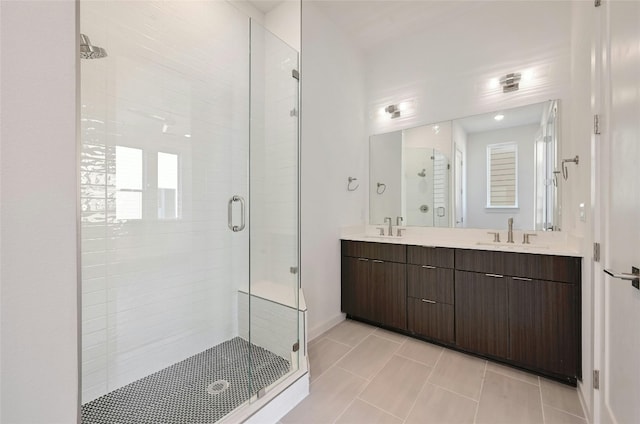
[
  {"x1": 507, "y1": 217, "x2": 514, "y2": 243},
  {"x1": 396, "y1": 216, "x2": 404, "y2": 236},
  {"x1": 384, "y1": 217, "x2": 392, "y2": 236}
]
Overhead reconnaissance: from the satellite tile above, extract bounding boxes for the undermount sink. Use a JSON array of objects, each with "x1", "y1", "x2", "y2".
[{"x1": 475, "y1": 241, "x2": 549, "y2": 250}]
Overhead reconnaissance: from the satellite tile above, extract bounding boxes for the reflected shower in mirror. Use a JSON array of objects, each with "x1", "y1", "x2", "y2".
[{"x1": 369, "y1": 100, "x2": 560, "y2": 231}]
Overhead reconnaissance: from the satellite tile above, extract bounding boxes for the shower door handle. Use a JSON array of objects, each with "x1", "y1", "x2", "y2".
[{"x1": 228, "y1": 195, "x2": 246, "y2": 232}]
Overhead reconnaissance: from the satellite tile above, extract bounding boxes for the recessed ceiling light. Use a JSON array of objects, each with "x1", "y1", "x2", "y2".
[{"x1": 494, "y1": 114, "x2": 505, "y2": 121}]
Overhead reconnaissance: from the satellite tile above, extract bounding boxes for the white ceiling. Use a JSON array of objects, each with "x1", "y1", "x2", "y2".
[{"x1": 310, "y1": 1, "x2": 487, "y2": 53}]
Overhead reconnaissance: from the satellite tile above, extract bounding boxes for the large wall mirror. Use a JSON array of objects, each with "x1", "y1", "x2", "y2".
[{"x1": 370, "y1": 100, "x2": 560, "y2": 231}]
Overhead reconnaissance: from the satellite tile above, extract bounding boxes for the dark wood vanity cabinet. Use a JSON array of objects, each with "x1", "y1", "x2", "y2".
[
  {"x1": 341, "y1": 241, "x2": 407, "y2": 330},
  {"x1": 341, "y1": 241, "x2": 581, "y2": 383},
  {"x1": 407, "y1": 246, "x2": 455, "y2": 343},
  {"x1": 508, "y1": 277, "x2": 577, "y2": 377},
  {"x1": 455, "y1": 270, "x2": 509, "y2": 358},
  {"x1": 455, "y1": 249, "x2": 581, "y2": 381}
]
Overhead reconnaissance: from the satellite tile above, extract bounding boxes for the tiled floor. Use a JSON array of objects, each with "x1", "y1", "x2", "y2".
[{"x1": 281, "y1": 320, "x2": 587, "y2": 424}]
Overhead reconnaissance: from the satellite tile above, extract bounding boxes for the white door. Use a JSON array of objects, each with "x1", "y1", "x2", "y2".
[{"x1": 596, "y1": 1, "x2": 640, "y2": 423}]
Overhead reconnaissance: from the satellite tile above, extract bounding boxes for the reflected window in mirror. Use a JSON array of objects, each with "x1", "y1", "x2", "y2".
[{"x1": 486, "y1": 143, "x2": 518, "y2": 208}]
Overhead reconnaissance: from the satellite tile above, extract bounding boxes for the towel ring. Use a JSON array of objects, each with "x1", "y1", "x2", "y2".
[
  {"x1": 347, "y1": 177, "x2": 359, "y2": 191},
  {"x1": 377, "y1": 182, "x2": 386, "y2": 194}
]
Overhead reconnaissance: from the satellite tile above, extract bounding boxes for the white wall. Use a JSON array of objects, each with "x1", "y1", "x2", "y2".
[
  {"x1": 366, "y1": 2, "x2": 573, "y2": 137},
  {"x1": 466, "y1": 124, "x2": 538, "y2": 230},
  {"x1": 301, "y1": 1, "x2": 367, "y2": 337},
  {"x1": 0, "y1": 1, "x2": 79, "y2": 422}
]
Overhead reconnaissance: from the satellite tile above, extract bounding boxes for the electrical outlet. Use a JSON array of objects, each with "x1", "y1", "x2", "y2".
[{"x1": 579, "y1": 203, "x2": 586, "y2": 222}]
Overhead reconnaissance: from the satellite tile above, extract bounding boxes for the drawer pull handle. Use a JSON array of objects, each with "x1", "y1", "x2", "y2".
[
  {"x1": 372, "y1": 260, "x2": 384, "y2": 263},
  {"x1": 512, "y1": 277, "x2": 532, "y2": 281},
  {"x1": 485, "y1": 273, "x2": 504, "y2": 278},
  {"x1": 421, "y1": 299, "x2": 437, "y2": 304},
  {"x1": 422, "y1": 265, "x2": 436, "y2": 269},
  {"x1": 358, "y1": 258, "x2": 369, "y2": 262}
]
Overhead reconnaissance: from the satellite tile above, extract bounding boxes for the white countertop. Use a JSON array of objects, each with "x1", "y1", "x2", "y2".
[{"x1": 341, "y1": 226, "x2": 583, "y2": 257}]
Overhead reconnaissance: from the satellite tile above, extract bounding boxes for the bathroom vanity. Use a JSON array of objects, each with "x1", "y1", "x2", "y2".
[{"x1": 341, "y1": 237, "x2": 581, "y2": 385}]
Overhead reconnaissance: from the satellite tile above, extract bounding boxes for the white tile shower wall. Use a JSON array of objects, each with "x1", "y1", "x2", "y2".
[{"x1": 80, "y1": 1, "x2": 250, "y2": 403}]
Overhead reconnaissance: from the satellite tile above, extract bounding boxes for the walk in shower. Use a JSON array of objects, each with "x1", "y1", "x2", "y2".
[{"x1": 79, "y1": 2, "x2": 303, "y2": 422}]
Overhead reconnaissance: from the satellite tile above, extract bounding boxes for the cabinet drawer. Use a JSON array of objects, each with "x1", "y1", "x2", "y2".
[
  {"x1": 341, "y1": 240, "x2": 406, "y2": 262},
  {"x1": 407, "y1": 298, "x2": 454, "y2": 343},
  {"x1": 407, "y1": 265, "x2": 454, "y2": 304},
  {"x1": 407, "y1": 245, "x2": 454, "y2": 268},
  {"x1": 455, "y1": 249, "x2": 581, "y2": 283}
]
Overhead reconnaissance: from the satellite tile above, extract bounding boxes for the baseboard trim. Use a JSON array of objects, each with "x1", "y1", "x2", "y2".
[{"x1": 308, "y1": 313, "x2": 345, "y2": 341}]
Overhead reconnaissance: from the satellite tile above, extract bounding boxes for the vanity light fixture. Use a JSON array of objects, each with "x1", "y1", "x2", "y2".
[
  {"x1": 432, "y1": 124, "x2": 440, "y2": 134},
  {"x1": 385, "y1": 104, "x2": 401, "y2": 119},
  {"x1": 494, "y1": 113, "x2": 505, "y2": 121},
  {"x1": 499, "y1": 72, "x2": 522, "y2": 92}
]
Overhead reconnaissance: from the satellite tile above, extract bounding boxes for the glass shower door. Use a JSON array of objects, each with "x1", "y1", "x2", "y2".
[{"x1": 247, "y1": 20, "x2": 301, "y2": 399}]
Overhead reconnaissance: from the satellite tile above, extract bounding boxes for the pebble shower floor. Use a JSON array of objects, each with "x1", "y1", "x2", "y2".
[{"x1": 81, "y1": 337, "x2": 291, "y2": 423}]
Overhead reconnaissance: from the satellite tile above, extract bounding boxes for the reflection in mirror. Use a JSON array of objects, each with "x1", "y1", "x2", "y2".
[
  {"x1": 403, "y1": 122, "x2": 450, "y2": 227},
  {"x1": 369, "y1": 100, "x2": 560, "y2": 231}
]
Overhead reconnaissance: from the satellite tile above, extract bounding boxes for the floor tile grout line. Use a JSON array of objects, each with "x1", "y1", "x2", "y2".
[
  {"x1": 472, "y1": 361, "x2": 488, "y2": 424},
  {"x1": 393, "y1": 351, "x2": 439, "y2": 368},
  {"x1": 425, "y1": 380, "x2": 483, "y2": 404},
  {"x1": 334, "y1": 364, "x2": 374, "y2": 382},
  {"x1": 484, "y1": 368, "x2": 540, "y2": 388},
  {"x1": 542, "y1": 402, "x2": 588, "y2": 420},
  {"x1": 324, "y1": 335, "x2": 360, "y2": 349},
  {"x1": 485, "y1": 365, "x2": 540, "y2": 387},
  {"x1": 540, "y1": 376, "x2": 547, "y2": 424},
  {"x1": 308, "y1": 340, "x2": 357, "y2": 384},
  {"x1": 401, "y1": 355, "x2": 439, "y2": 424},
  {"x1": 425, "y1": 348, "x2": 485, "y2": 403},
  {"x1": 356, "y1": 396, "x2": 406, "y2": 422}
]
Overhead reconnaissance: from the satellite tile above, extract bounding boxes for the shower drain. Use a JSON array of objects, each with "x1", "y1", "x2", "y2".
[{"x1": 207, "y1": 380, "x2": 230, "y2": 395}]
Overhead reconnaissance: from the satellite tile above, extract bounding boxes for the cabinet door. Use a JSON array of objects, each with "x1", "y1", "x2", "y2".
[
  {"x1": 508, "y1": 278, "x2": 576, "y2": 376},
  {"x1": 371, "y1": 260, "x2": 407, "y2": 330},
  {"x1": 408, "y1": 298, "x2": 454, "y2": 343},
  {"x1": 455, "y1": 270, "x2": 509, "y2": 358},
  {"x1": 341, "y1": 256, "x2": 373, "y2": 319}
]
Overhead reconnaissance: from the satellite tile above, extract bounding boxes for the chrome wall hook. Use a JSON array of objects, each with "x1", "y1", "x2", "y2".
[{"x1": 347, "y1": 177, "x2": 359, "y2": 191}]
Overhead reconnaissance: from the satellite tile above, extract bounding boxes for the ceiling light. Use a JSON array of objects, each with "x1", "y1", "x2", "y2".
[{"x1": 494, "y1": 114, "x2": 505, "y2": 121}]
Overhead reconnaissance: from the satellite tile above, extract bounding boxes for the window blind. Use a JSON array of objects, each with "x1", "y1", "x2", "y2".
[{"x1": 487, "y1": 143, "x2": 517, "y2": 207}]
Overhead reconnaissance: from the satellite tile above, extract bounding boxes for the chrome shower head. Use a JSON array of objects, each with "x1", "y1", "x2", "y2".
[{"x1": 80, "y1": 34, "x2": 107, "y2": 59}]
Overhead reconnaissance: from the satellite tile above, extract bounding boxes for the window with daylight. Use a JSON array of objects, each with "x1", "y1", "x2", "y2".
[
  {"x1": 486, "y1": 143, "x2": 518, "y2": 208},
  {"x1": 115, "y1": 146, "x2": 143, "y2": 220},
  {"x1": 157, "y1": 152, "x2": 179, "y2": 219}
]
